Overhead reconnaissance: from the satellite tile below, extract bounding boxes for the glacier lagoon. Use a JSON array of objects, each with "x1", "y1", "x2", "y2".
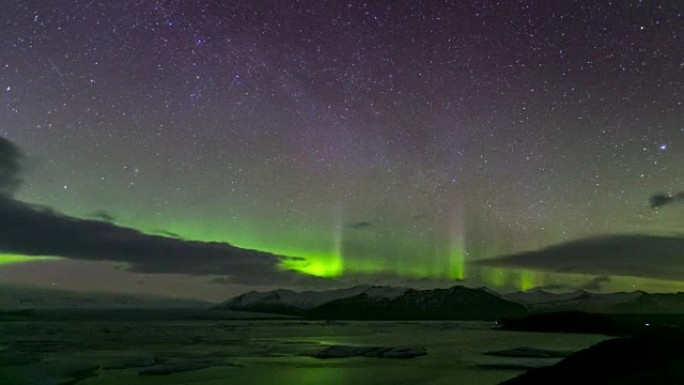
[{"x1": 0, "y1": 316, "x2": 608, "y2": 385}]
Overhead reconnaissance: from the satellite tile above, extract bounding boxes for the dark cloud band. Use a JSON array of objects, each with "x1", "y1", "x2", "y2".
[
  {"x1": 477, "y1": 234, "x2": 684, "y2": 281},
  {"x1": 0, "y1": 137, "x2": 322, "y2": 286},
  {"x1": 650, "y1": 192, "x2": 684, "y2": 209},
  {"x1": 0, "y1": 137, "x2": 23, "y2": 196}
]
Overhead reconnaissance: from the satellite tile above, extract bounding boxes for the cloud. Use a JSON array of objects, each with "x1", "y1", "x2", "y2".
[
  {"x1": 89, "y1": 210, "x2": 116, "y2": 223},
  {"x1": 650, "y1": 192, "x2": 684, "y2": 209},
  {"x1": 477, "y1": 234, "x2": 684, "y2": 281},
  {"x1": 527, "y1": 283, "x2": 572, "y2": 292},
  {"x1": 529, "y1": 276, "x2": 611, "y2": 292},
  {"x1": 0, "y1": 137, "x2": 326, "y2": 286},
  {"x1": 154, "y1": 230, "x2": 183, "y2": 239},
  {"x1": 580, "y1": 275, "x2": 611, "y2": 291},
  {"x1": 0, "y1": 137, "x2": 23, "y2": 196},
  {"x1": 0, "y1": 198, "x2": 322, "y2": 285},
  {"x1": 348, "y1": 221, "x2": 372, "y2": 230},
  {"x1": 338, "y1": 271, "x2": 465, "y2": 290}
]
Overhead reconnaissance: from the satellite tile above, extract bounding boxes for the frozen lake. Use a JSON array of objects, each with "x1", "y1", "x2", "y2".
[{"x1": 0, "y1": 318, "x2": 608, "y2": 385}]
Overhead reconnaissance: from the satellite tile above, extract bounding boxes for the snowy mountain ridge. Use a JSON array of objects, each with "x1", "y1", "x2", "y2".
[{"x1": 218, "y1": 285, "x2": 526, "y2": 320}]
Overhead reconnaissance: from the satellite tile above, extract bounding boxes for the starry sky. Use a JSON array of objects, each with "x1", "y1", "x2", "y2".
[{"x1": 0, "y1": 0, "x2": 682, "y2": 301}]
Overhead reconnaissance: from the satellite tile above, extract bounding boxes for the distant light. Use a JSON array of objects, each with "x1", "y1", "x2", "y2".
[
  {"x1": 645, "y1": 323, "x2": 650, "y2": 327},
  {"x1": 658, "y1": 144, "x2": 667, "y2": 151}
]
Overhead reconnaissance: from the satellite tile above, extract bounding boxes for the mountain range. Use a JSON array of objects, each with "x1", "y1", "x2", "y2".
[
  {"x1": 218, "y1": 285, "x2": 527, "y2": 320},
  {"x1": 502, "y1": 289, "x2": 684, "y2": 314},
  {"x1": 6, "y1": 283, "x2": 684, "y2": 318},
  {"x1": 218, "y1": 285, "x2": 684, "y2": 320}
]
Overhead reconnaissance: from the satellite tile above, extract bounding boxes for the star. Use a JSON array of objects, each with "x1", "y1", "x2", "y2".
[{"x1": 0, "y1": 0, "x2": 680, "y2": 297}]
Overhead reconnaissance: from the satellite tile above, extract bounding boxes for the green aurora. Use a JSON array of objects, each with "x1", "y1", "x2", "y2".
[
  {"x1": 0, "y1": 254, "x2": 57, "y2": 265},
  {"x1": 2, "y1": 215, "x2": 681, "y2": 293},
  {"x1": 3, "y1": 175, "x2": 682, "y2": 294},
  {"x1": 4, "y1": 220, "x2": 684, "y2": 293}
]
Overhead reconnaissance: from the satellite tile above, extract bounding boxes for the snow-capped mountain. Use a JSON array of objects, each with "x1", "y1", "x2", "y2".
[
  {"x1": 502, "y1": 290, "x2": 684, "y2": 313},
  {"x1": 218, "y1": 285, "x2": 409, "y2": 314},
  {"x1": 220, "y1": 285, "x2": 684, "y2": 319},
  {"x1": 218, "y1": 285, "x2": 527, "y2": 320}
]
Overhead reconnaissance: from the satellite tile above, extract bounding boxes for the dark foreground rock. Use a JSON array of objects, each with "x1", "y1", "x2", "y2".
[
  {"x1": 500, "y1": 332, "x2": 684, "y2": 384},
  {"x1": 313, "y1": 345, "x2": 427, "y2": 359}
]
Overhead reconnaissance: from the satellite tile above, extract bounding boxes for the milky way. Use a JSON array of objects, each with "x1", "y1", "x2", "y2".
[{"x1": 0, "y1": 1, "x2": 682, "y2": 299}]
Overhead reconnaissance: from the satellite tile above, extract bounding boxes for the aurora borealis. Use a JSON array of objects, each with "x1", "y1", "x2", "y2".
[{"x1": 0, "y1": 1, "x2": 682, "y2": 300}]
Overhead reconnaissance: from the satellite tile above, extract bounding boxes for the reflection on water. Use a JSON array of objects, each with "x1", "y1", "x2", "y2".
[{"x1": 0, "y1": 320, "x2": 608, "y2": 385}]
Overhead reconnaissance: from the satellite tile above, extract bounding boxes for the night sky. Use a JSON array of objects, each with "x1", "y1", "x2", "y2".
[{"x1": 0, "y1": 1, "x2": 682, "y2": 300}]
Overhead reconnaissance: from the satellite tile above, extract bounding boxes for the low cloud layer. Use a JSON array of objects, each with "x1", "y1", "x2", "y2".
[
  {"x1": 650, "y1": 192, "x2": 684, "y2": 209},
  {"x1": 0, "y1": 136, "x2": 22, "y2": 196},
  {"x1": 530, "y1": 275, "x2": 612, "y2": 292},
  {"x1": 477, "y1": 234, "x2": 684, "y2": 281},
  {"x1": 349, "y1": 221, "x2": 372, "y2": 230},
  {"x1": 580, "y1": 275, "x2": 611, "y2": 291},
  {"x1": 0, "y1": 137, "x2": 325, "y2": 286}
]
